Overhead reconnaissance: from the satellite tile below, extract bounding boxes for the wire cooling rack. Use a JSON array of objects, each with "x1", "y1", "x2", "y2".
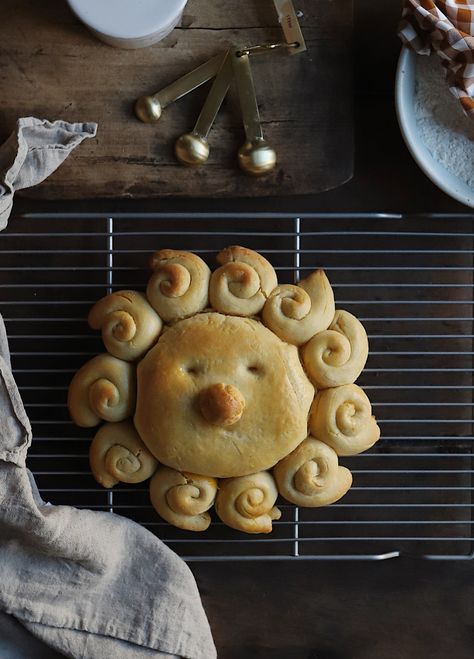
[{"x1": 0, "y1": 211, "x2": 473, "y2": 561}]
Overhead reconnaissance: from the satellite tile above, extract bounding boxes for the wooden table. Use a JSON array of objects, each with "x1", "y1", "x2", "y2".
[
  {"x1": 2, "y1": 1, "x2": 473, "y2": 658},
  {"x1": 0, "y1": 0, "x2": 353, "y2": 199}
]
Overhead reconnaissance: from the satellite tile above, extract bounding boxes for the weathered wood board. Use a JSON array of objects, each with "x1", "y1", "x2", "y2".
[{"x1": 0, "y1": 0, "x2": 353, "y2": 199}]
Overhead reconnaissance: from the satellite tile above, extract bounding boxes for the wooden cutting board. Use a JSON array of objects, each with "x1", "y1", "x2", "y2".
[{"x1": 0, "y1": 0, "x2": 353, "y2": 199}]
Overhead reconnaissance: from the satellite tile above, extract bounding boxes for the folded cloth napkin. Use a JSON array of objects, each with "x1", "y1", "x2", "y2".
[
  {"x1": 0, "y1": 610, "x2": 67, "y2": 659},
  {"x1": 0, "y1": 117, "x2": 97, "y2": 230},
  {"x1": 398, "y1": 1, "x2": 474, "y2": 118},
  {"x1": 0, "y1": 312, "x2": 216, "y2": 659}
]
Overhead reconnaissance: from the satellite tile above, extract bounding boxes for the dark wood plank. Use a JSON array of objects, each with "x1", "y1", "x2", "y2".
[
  {"x1": 0, "y1": 0, "x2": 353, "y2": 199},
  {"x1": 193, "y1": 558, "x2": 474, "y2": 659}
]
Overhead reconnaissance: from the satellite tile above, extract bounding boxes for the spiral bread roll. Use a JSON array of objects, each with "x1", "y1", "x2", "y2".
[
  {"x1": 273, "y1": 437, "x2": 352, "y2": 507},
  {"x1": 68, "y1": 353, "x2": 136, "y2": 427},
  {"x1": 262, "y1": 270, "x2": 335, "y2": 346},
  {"x1": 149, "y1": 466, "x2": 218, "y2": 532},
  {"x1": 301, "y1": 310, "x2": 369, "y2": 389},
  {"x1": 146, "y1": 249, "x2": 211, "y2": 322},
  {"x1": 209, "y1": 246, "x2": 278, "y2": 317},
  {"x1": 88, "y1": 290, "x2": 162, "y2": 362},
  {"x1": 214, "y1": 471, "x2": 281, "y2": 534},
  {"x1": 89, "y1": 421, "x2": 158, "y2": 489},
  {"x1": 310, "y1": 383, "x2": 380, "y2": 456}
]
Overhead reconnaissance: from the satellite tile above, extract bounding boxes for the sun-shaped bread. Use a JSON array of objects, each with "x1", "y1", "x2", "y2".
[{"x1": 67, "y1": 246, "x2": 380, "y2": 534}]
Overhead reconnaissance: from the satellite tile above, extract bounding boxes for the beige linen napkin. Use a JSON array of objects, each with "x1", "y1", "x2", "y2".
[
  {"x1": 0, "y1": 610, "x2": 67, "y2": 659},
  {"x1": 0, "y1": 117, "x2": 97, "y2": 229},
  {"x1": 0, "y1": 313, "x2": 216, "y2": 659}
]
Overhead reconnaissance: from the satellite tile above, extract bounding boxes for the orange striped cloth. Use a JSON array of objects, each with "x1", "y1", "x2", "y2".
[{"x1": 399, "y1": 0, "x2": 474, "y2": 117}]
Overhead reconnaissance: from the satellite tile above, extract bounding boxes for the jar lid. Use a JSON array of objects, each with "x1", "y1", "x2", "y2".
[{"x1": 68, "y1": 0, "x2": 188, "y2": 40}]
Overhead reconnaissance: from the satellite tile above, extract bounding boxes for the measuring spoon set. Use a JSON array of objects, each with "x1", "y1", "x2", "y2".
[{"x1": 134, "y1": 1, "x2": 306, "y2": 176}]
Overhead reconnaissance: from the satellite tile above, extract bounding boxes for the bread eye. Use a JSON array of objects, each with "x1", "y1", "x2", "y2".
[{"x1": 184, "y1": 364, "x2": 201, "y2": 376}]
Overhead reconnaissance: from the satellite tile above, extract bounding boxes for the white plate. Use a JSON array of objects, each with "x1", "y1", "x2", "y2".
[
  {"x1": 395, "y1": 46, "x2": 474, "y2": 208},
  {"x1": 68, "y1": 0, "x2": 188, "y2": 49}
]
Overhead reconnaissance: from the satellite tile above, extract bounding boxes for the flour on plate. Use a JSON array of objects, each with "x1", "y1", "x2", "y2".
[{"x1": 415, "y1": 54, "x2": 474, "y2": 187}]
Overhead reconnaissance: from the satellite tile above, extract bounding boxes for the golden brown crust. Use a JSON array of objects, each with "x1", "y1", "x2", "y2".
[
  {"x1": 262, "y1": 270, "x2": 335, "y2": 346},
  {"x1": 68, "y1": 353, "x2": 136, "y2": 428},
  {"x1": 301, "y1": 309, "x2": 369, "y2": 389},
  {"x1": 273, "y1": 436, "x2": 352, "y2": 507},
  {"x1": 68, "y1": 244, "x2": 380, "y2": 533},
  {"x1": 88, "y1": 290, "x2": 162, "y2": 362},
  {"x1": 149, "y1": 466, "x2": 217, "y2": 532},
  {"x1": 210, "y1": 246, "x2": 278, "y2": 316},
  {"x1": 89, "y1": 421, "x2": 158, "y2": 488},
  {"x1": 146, "y1": 249, "x2": 211, "y2": 322},
  {"x1": 134, "y1": 312, "x2": 314, "y2": 477},
  {"x1": 214, "y1": 471, "x2": 281, "y2": 534},
  {"x1": 309, "y1": 383, "x2": 380, "y2": 456},
  {"x1": 198, "y1": 383, "x2": 245, "y2": 426}
]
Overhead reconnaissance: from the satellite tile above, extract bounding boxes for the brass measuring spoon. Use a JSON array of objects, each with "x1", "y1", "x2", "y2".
[
  {"x1": 232, "y1": 49, "x2": 277, "y2": 176},
  {"x1": 175, "y1": 50, "x2": 233, "y2": 166},
  {"x1": 135, "y1": 53, "x2": 225, "y2": 123}
]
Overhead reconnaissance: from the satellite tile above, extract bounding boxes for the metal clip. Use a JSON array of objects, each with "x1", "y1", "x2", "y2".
[{"x1": 235, "y1": 41, "x2": 299, "y2": 58}]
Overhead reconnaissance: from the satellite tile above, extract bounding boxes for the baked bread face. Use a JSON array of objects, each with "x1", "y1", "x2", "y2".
[
  {"x1": 134, "y1": 312, "x2": 315, "y2": 478},
  {"x1": 68, "y1": 246, "x2": 380, "y2": 534}
]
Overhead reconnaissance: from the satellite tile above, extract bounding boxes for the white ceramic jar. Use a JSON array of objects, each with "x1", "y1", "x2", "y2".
[{"x1": 67, "y1": 0, "x2": 188, "y2": 49}]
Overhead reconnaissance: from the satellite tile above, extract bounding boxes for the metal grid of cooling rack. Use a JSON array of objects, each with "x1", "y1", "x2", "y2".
[{"x1": 0, "y1": 211, "x2": 473, "y2": 561}]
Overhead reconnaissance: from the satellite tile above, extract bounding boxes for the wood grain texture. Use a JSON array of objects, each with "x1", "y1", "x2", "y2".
[{"x1": 0, "y1": 0, "x2": 353, "y2": 199}]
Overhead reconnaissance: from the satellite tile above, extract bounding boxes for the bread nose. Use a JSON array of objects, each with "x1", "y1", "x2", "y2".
[{"x1": 198, "y1": 383, "x2": 245, "y2": 426}]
